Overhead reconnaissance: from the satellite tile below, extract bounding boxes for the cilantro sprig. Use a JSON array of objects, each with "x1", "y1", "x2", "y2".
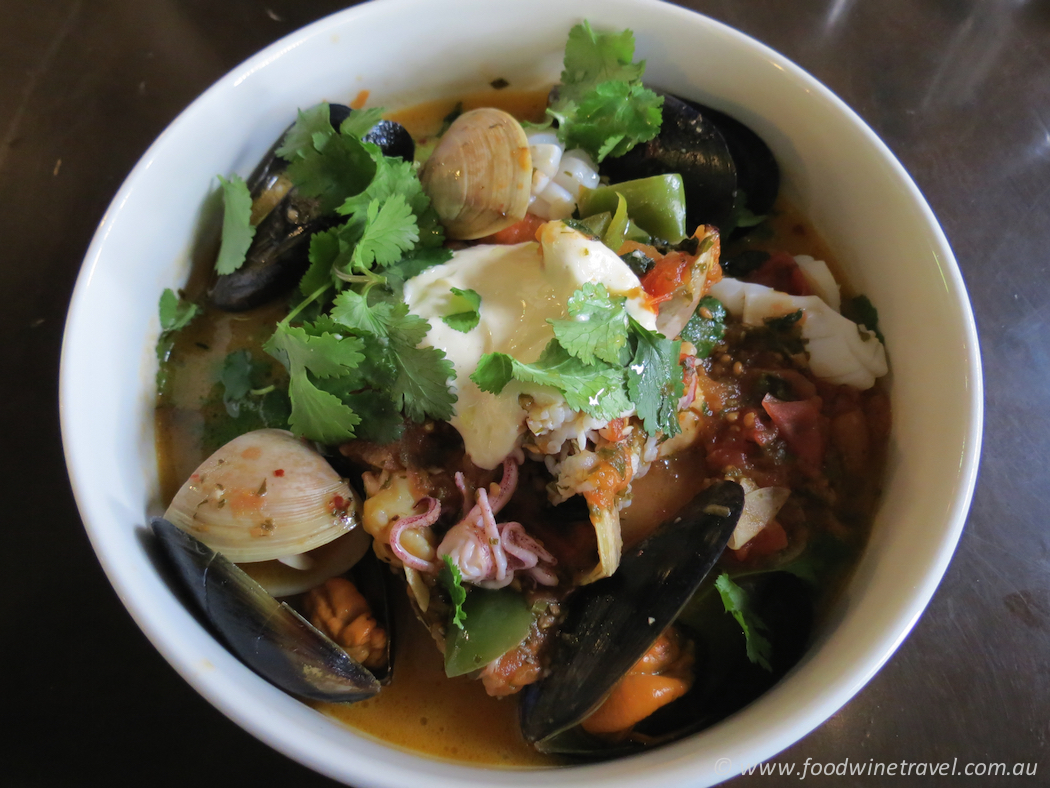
[
  {"x1": 471, "y1": 281, "x2": 685, "y2": 438},
  {"x1": 442, "y1": 287, "x2": 482, "y2": 333},
  {"x1": 439, "y1": 555, "x2": 468, "y2": 630},
  {"x1": 548, "y1": 21, "x2": 663, "y2": 162},
  {"x1": 240, "y1": 101, "x2": 456, "y2": 445},
  {"x1": 714, "y1": 572, "x2": 773, "y2": 671}
]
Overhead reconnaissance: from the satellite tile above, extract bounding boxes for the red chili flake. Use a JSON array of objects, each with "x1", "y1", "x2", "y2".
[
  {"x1": 273, "y1": 469, "x2": 285, "y2": 477},
  {"x1": 329, "y1": 495, "x2": 348, "y2": 514}
]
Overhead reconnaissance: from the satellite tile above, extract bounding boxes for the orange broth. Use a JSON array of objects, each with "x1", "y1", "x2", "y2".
[{"x1": 154, "y1": 88, "x2": 875, "y2": 768}]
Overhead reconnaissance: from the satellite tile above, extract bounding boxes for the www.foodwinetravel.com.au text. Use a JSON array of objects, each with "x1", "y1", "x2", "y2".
[{"x1": 714, "y1": 756, "x2": 1038, "y2": 779}]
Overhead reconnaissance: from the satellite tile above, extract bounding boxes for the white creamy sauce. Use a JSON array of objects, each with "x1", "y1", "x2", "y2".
[{"x1": 404, "y1": 222, "x2": 656, "y2": 468}]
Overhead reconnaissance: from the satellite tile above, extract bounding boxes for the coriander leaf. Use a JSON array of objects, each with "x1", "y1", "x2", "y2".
[
  {"x1": 298, "y1": 228, "x2": 344, "y2": 296},
  {"x1": 472, "y1": 340, "x2": 631, "y2": 422},
  {"x1": 549, "y1": 22, "x2": 663, "y2": 162},
  {"x1": 842, "y1": 294, "x2": 884, "y2": 343},
  {"x1": 287, "y1": 371, "x2": 361, "y2": 443},
  {"x1": 383, "y1": 245, "x2": 454, "y2": 295},
  {"x1": 555, "y1": 80, "x2": 663, "y2": 162},
  {"x1": 439, "y1": 555, "x2": 468, "y2": 630},
  {"x1": 220, "y1": 350, "x2": 255, "y2": 417},
  {"x1": 158, "y1": 288, "x2": 199, "y2": 333},
  {"x1": 714, "y1": 572, "x2": 773, "y2": 671},
  {"x1": 339, "y1": 107, "x2": 385, "y2": 140},
  {"x1": 392, "y1": 344, "x2": 457, "y2": 423},
  {"x1": 338, "y1": 155, "x2": 426, "y2": 217},
  {"x1": 330, "y1": 289, "x2": 396, "y2": 337},
  {"x1": 680, "y1": 295, "x2": 727, "y2": 358},
  {"x1": 548, "y1": 282, "x2": 630, "y2": 364},
  {"x1": 285, "y1": 125, "x2": 377, "y2": 214},
  {"x1": 264, "y1": 323, "x2": 365, "y2": 380},
  {"x1": 560, "y1": 21, "x2": 645, "y2": 98},
  {"x1": 214, "y1": 174, "x2": 257, "y2": 275},
  {"x1": 314, "y1": 376, "x2": 405, "y2": 444},
  {"x1": 276, "y1": 103, "x2": 334, "y2": 161},
  {"x1": 471, "y1": 352, "x2": 515, "y2": 393},
  {"x1": 442, "y1": 287, "x2": 482, "y2": 333},
  {"x1": 626, "y1": 316, "x2": 683, "y2": 437},
  {"x1": 348, "y1": 194, "x2": 419, "y2": 273}
]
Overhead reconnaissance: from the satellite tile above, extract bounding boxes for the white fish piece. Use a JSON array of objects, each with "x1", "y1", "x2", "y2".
[
  {"x1": 707, "y1": 278, "x2": 888, "y2": 389},
  {"x1": 794, "y1": 255, "x2": 841, "y2": 311}
]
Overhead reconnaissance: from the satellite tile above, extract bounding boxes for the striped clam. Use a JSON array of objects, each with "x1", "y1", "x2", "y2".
[
  {"x1": 420, "y1": 107, "x2": 533, "y2": 240},
  {"x1": 154, "y1": 428, "x2": 390, "y2": 701},
  {"x1": 161, "y1": 428, "x2": 369, "y2": 596}
]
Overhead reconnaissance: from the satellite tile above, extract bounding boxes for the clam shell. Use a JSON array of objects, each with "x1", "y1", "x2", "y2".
[
  {"x1": 420, "y1": 107, "x2": 532, "y2": 240},
  {"x1": 163, "y1": 429, "x2": 360, "y2": 564}
]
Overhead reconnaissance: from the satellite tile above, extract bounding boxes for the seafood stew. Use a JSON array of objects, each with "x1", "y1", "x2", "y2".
[{"x1": 153, "y1": 21, "x2": 890, "y2": 765}]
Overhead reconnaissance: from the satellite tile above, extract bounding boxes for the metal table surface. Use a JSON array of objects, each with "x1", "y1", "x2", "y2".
[{"x1": 1, "y1": 1, "x2": 1042, "y2": 785}]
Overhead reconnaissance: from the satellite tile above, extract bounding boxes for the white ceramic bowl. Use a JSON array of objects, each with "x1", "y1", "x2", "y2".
[{"x1": 60, "y1": 0, "x2": 983, "y2": 785}]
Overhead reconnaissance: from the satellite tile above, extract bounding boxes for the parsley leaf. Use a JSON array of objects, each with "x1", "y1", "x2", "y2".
[
  {"x1": 439, "y1": 555, "x2": 468, "y2": 630},
  {"x1": 626, "y1": 316, "x2": 683, "y2": 437},
  {"x1": 442, "y1": 287, "x2": 482, "y2": 333},
  {"x1": 714, "y1": 572, "x2": 773, "y2": 671},
  {"x1": 549, "y1": 21, "x2": 663, "y2": 163},
  {"x1": 472, "y1": 339, "x2": 631, "y2": 422},
  {"x1": 214, "y1": 174, "x2": 256, "y2": 275},
  {"x1": 548, "y1": 282, "x2": 630, "y2": 364}
]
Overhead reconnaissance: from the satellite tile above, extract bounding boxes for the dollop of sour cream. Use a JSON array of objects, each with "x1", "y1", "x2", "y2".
[{"x1": 404, "y1": 222, "x2": 656, "y2": 469}]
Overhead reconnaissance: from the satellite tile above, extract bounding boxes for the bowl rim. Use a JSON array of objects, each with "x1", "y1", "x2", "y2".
[{"x1": 60, "y1": 0, "x2": 983, "y2": 785}]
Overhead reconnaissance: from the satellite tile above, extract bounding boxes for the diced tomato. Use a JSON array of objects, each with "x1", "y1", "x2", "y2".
[
  {"x1": 479, "y1": 213, "x2": 546, "y2": 244},
  {"x1": 761, "y1": 394, "x2": 827, "y2": 469},
  {"x1": 640, "y1": 251, "x2": 691, "y2": 302},
  {"x1": 747, "y1": 250, "x2": 812, "y2": 296},
  {"x1": 732, "y1": 519, "x2": 789, "y2": 562}
]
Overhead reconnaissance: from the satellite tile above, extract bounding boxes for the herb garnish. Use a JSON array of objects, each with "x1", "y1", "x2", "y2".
[
  {"x1": 472, "y1": 281, "x2": 684, "y2": 438},
  {"x1": 547, "y1": 21, "x2": 663, "y2": 163},
  {"x1": 714, "y1": 572, "x2": 773, "y2": 671}
]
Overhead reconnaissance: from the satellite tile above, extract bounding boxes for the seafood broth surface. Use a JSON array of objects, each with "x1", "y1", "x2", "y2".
[{"x1": 154, "y1": 90, "x2": 886, "y2": 767}]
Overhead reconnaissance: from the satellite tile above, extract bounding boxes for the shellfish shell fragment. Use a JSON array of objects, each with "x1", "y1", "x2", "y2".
[
  {"x1": 163, "y1": 429, "x2": 360, "y2": 565},
  {"x1": 152, "y1": 517, "x2": 380, "y2": 702},
  {"x1": 420, "y1": 107, "x2": 532, "y2": 240},
  {"x1": 519, "y1": 480, "x2": 744, "y2": 748}
]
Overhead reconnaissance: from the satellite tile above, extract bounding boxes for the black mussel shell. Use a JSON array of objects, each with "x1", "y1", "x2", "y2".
[
  {"x1": 151, "y1": 517, "x2": 381, "y2": 703},
  {"x1": 519, "y1": 480, "x2": 744, "y2": 748},
  {"x1": 601, "y1": 93, "x2": 738, "y2": 235},
  {"x1": 344, "y1": 547, "x2": 394, "y2": 684},
  {"x1": 364, "y1": 119, "x2": 415, "y2": 161},
  {"x1": 682, "y1": 100, "x2": 779, "y2": 221},
  {"x1": 210, "y1": 189, "x2": 337, "y2": 311},
  {"x1": 599, "y1": 90, "x2": 780, "y2": 238},
  {"x1": 211, "y1": 104, "x2": 414, "y2": 312}
]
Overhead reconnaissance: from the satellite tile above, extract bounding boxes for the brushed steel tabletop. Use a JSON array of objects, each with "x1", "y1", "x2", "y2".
[{"x1": 1, "y1": 1, "x2": 1041, "y2": 785}]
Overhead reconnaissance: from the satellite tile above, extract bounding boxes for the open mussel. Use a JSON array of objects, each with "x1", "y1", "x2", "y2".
[
  {"x1": 599, "y1": 92, "x2": 779, "y2": 238},
  {"x1": 212, "y1": 104, "x2": 415, "y2": 311},
  {"x1": 152, "y1": 517, "x2": 382, "y2": 702},
  {"x1": 519, "y1": 480, "x2": 744, "y2": 751}
]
